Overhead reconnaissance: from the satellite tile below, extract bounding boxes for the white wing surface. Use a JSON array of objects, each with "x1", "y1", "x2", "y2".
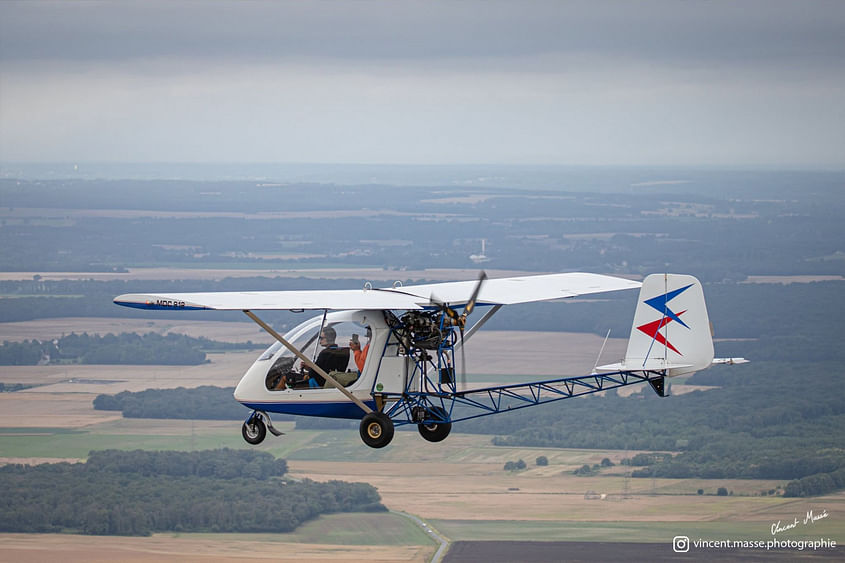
[
  {"x1": 113, "y1": 289, "x2": 422, "y2": 311},
  {"x1": 114, "y1": 272, "x2": 640, "y2": 312},
  {"x1": 397, "y1": 272, "x2": 640, "y2": 306}
]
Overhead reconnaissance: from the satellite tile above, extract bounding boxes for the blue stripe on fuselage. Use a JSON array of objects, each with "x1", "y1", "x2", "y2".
[{"x1": 239, "y1": 400, "x2": 376, "y2": 419}]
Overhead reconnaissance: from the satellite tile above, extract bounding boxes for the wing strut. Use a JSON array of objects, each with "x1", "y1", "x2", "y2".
[{"x1": 243, "y1": 310, "x2": 374, "y2": 415}]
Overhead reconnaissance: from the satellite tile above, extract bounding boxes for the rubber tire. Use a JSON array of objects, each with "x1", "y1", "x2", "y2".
[
  {"x1": 359, "y1": 412, "x2": 395, "y2": 449},
  {"x1": 418, "y1": 407, "x2": 452, "y2": 443},
  {"x1": 242, "y1": 417, "x2": 267, "y2": 445}
]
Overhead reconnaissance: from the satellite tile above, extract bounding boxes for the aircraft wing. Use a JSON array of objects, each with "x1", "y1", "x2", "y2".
[
  {"x1": 113, "y1": 272, "x2": 639, "y2": 312},
  {"x1": 113, "y1": 289, "x2": 424, "y2": 311},
  {"x1": 397, "y1": 272, "x2": 640, "y2": 306}
]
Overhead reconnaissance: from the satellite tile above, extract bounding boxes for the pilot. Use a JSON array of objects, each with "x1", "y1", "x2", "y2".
[
  {"x1": 305, "y1": 326, "x2": 349, "y2": 388},
  {"x1": 349, "y1": 326, "x2": 372, "y2": 372}
]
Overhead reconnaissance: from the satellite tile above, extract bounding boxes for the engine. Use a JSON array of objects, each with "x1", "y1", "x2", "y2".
[{"x1": 390, "y1": 310, "x2": 450, "y2": 350}]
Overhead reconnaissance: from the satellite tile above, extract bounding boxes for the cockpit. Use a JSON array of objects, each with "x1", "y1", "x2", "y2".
[{"x1": 259, "y1": 316, "x2": 373, "y2": 391}]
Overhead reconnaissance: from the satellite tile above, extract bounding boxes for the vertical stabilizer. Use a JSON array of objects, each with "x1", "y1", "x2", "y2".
[{"x1": 599, "y1": 274, "x2": 714, "y2": 377}]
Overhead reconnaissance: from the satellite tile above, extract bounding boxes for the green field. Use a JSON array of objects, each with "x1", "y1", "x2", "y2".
[
  {"x1": 431, "y1": 518, "x2": 844, "y2": 542},
  {"x1": 160, "y1": 512, "x2": 436, "y2": 546},
  {"x1": 0, "y1": 420, "x2": 253, "y2": 456}
]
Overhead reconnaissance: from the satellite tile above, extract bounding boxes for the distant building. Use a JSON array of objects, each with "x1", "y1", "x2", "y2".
[{"x1": 469, "y1": 239, "x2": 490, "y2": 264}]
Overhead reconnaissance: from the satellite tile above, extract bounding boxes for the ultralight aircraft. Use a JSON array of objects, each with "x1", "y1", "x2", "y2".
[{"x1": 114, "y1": 272, "x2": 746, "y2": 448}]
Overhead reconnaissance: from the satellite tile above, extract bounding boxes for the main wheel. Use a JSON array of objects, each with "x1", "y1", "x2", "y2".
[
  {"x1": 242, "y1": 417, "x2": 267, "y2": 445},
  {"x1": 417, "y1": 407, "x2": 451, "y2": 443},
  {"x1": 359, "y1": 412, "x2": 395, "y2": 449}
]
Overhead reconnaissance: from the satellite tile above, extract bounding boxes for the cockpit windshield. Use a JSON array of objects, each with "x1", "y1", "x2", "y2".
[
  {"x1": 258, "y1": 341, "x2": 283, "y2": 361},
  {"x1": 262, "y1": 319, "x2": 372, "y2": 391}
]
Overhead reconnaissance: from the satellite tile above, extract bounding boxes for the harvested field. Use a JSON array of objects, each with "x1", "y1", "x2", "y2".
[
  {"x1": 0, "y1": 392, "x2": 122, "y2": 428},
  {"x1": 0, "y1": 318, "x2": 271, "y2": 343},
  {"x1": 281, "y1": 431, "x2": 820, "y2": 525},
  {"x1": 0, "y1": 351, "x2": 255, "y2": 429},
  {"x1": 463, "y1": 331, "x2": 627, "y2": 377},
  {"x1": 292, "y1": 456, "x2": 791, "y2": 523},
  {"x1": 0, "y1": 351, "x2": 256, "y2": 390},
  {"x1": 0, "y1": 533, "x2": 432, "y2": 563}
]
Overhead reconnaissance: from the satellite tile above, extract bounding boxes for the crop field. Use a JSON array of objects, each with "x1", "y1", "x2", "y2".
[
  {"x1": 0, "y1": 351, "x2": 258, "y2": 393},
  {"x1": 433, "y1": 513, "x2": 845, "y2": 543},
  {"x1": 0, "y1": 521, "x2": 435, "y2": 563},
  {"x1": 0, "y1": 318, "x2": 272, "y2": 343}
]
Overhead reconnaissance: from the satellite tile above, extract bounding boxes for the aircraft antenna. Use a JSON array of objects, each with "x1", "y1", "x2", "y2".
[{"x1": 593, "y1": 329, "x2": 611, "y2": 373}]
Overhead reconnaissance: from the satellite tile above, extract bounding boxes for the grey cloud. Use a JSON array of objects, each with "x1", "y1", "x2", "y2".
[{"x1": 2, "y1": 0, "x2": 844, "y2": 70}]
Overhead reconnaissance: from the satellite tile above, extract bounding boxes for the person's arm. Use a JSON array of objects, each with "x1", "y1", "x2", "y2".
[{"x1": 353, "y1": 342, "x2": 369, "y2": 372}]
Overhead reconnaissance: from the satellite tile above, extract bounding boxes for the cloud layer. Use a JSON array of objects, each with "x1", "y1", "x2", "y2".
[{"x1": 2, "y1": 1, "x2": 843, "y2": 166}]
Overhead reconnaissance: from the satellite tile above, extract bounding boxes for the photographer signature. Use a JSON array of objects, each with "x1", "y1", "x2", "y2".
[{"x1": 771, "y1": 509, "x2": 829, "y2": 536}]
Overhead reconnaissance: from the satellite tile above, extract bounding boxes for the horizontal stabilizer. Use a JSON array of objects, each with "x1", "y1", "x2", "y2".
[
  {"x1": 712, "y1": 357, "x2": 749, "y2": 365},
  {"x1": 595, "y1": 360, "x2": 694, "y2": 372}
]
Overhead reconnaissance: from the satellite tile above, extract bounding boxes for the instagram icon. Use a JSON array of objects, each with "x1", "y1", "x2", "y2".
[{"x1": 673, "y1": 536, "x2": 690, "y2": 553}]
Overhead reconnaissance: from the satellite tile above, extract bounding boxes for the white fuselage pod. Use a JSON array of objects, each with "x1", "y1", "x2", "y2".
[{"x1": 234, "y1": 310, "x2": 389, "y2": 419}]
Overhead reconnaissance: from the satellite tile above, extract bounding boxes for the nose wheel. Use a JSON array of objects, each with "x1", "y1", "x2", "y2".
[
  {"x1": 359, "y1": 412, "x2": 394, "y2": 448},
  {"x1": 242, "y1": 416, "x2": 267, "y2": 445}
]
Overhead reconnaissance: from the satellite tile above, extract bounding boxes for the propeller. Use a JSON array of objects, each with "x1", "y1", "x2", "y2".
[
  {"x1": 462, "y1": 270, "x2": 487, "y2": 321},
  {"x1": 430, "y1": 271, "x2": 487, "y2": 391}
]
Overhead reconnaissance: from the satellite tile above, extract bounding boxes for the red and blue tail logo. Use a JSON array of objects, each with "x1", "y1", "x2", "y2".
[{"x1": 636, "y1": 284, "x2": 693, "y2": 356}]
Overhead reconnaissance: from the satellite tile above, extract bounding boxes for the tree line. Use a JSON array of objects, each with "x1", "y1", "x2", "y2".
[
  {"x1": 0, "y1": 382, "x2": 35, "y2": 392},
  {"x1": 93, "y1": 385, "x2": 259, "y2": 420},
  {"x1": 783, "y1": 467, "x2": 845, "y2": 497},
  {"x1": 0, "y1": 448, "x2": 384, "y2": 536},
  {"x1": 0, "y1": 331, "x2": 261, "y2": 366},
  {"x1": 85, "y1": 448, "x2": 288, "y2": 480}
]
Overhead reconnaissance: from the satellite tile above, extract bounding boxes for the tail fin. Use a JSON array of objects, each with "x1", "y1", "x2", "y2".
[{"x1": 598, "y1": 273, "x2": 713, "y2": 377}]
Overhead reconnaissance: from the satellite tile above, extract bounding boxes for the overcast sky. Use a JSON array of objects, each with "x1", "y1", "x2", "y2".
[{"x1": 1, "y1": 0, "x2": 843, "y2": 167}]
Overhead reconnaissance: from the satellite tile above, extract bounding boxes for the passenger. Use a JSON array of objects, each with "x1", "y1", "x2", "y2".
[
  {"x1": 349, "y1": 326, "x2": 372, "y2": 372},
  {"x1": 304, "y1": 326, "x2": 349, "y2": 388}
]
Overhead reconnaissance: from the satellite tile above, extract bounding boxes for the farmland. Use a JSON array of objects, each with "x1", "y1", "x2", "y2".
[
  {"x1": 1, "y1": 318, "x2": 843, "y2": 562},
  {"x1": 2, "y1": 172, "x2": 844, "y2": 561}
]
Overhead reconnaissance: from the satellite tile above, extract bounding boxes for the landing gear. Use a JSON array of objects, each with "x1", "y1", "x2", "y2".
[
  {"x1": 417, "y1": 406, "x2": 451, "y2": 443},
  {"x1": 359, "y1": 412, "x2": 394, "y2": 449},
  {"x1": 242, "y1": 415, "x2": 267, "y2": 445}
]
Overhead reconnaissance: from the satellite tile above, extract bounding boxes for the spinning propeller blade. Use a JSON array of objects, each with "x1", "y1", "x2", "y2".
[
  {"x1": 462, "y1": 270, "x2": 487, "y2": 319},
  {"x1": 458, "y1": 271, "x2": 487, "y2": 390},
  {"x1": 430, "y1": 271, "x2": 487, "y2": 391}
]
